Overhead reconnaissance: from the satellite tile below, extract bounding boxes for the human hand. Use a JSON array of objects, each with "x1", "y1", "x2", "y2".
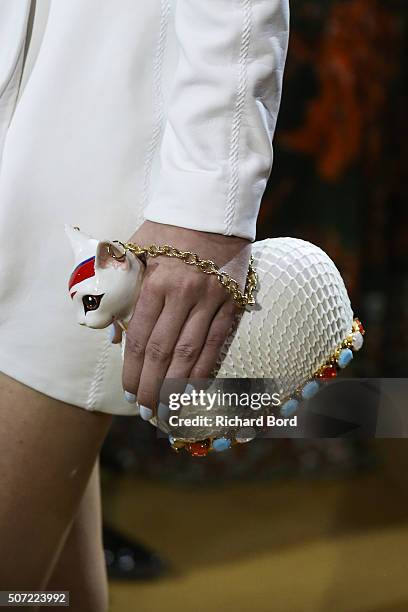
[{"x1": 112, "y1": 220, "x2": 251, "y2": 420}]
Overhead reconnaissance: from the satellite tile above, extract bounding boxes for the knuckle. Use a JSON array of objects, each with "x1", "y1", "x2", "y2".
[
  {"x1": 207, "y1": 274, "x2": 227, "y2": 295},
  {"x1": 172, "y1": 274, "x2": 202, "y2": 295},
  {"x1": 125, "y1": 335, "x2": 145, "y2": 359},
  {"x1": 206, "y1": 330, "x2": 227, "y2": 348},
  {"x1": 223, "y1": 300, "x2": 240, "y2": 317},
  {"x1": 143, "y1": 277, "x2": 163, "y2": 298},
  {"x1": 173, "y1": 342, "x2": 199, "y2": 363},
  {"x1": 207, "y1": 274, "x2": 223, "y2": 291},
  {"x1": 190, "y1": 364, "x2": 211, "y2": 379},
  {"x1": 145, "y1": 340, "x2": 172, "y2": 363}
]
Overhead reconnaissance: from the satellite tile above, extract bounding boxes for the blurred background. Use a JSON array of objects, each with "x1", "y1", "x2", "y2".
[{"x1": 102, "y1": 1, "x2": 408, "y2": 610}]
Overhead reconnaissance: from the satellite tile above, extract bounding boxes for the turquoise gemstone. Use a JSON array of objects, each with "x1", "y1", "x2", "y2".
[
  {"x1": 212, "y1": 437, "x2": 231, "y2": 452},
  {"x1": 280, "y1": 398, "x2": 299, "y2": 417},
  {"x1": 338, "y1": 348, "x2": 353, "y2": 369},
  {"x1": 301, "y1": 380, "x2": 320, "y2": 400},
  {"x1": 168, "y1": 435, "x2": 175, "y2": 445}
]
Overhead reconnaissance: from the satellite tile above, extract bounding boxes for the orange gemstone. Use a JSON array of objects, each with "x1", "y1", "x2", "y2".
[
  {"x1": 187, "y1": 440, "x2": 210, "y2": 457},
  {"x1": 318, "y1": 364, "x2": 337, "y2": 379}
]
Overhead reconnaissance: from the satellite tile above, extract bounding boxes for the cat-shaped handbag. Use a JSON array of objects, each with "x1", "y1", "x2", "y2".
[{"x1": 65, "y1": 225, "x2": 364, "y2": 455}]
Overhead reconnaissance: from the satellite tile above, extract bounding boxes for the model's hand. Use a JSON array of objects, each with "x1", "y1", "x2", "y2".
[{"x1": 115, "y1": 220, "x2": 250, "y2": 419}]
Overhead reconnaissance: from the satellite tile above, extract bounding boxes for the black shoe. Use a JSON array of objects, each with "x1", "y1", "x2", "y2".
[{"x1": 103, "y1": 524, "x2": 169, "y2": 581}]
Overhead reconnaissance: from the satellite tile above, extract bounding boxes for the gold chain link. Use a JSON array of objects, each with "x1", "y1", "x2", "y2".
[{"x1": 111, "y1": 241, "x2": 258, "y2": 308}]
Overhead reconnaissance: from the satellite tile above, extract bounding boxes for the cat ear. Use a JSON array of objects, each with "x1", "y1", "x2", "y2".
[
  {"x1": 95, "y1": 240, "x2": 130, "y2": 271},
  {"x1": 65, "y1": 224, "x2": 99, "y2": 266}
]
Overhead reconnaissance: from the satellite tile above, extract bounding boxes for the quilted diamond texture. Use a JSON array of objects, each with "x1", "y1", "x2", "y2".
[{"x1": 216, "y1": 238, "x2": 353, "y2": 397}]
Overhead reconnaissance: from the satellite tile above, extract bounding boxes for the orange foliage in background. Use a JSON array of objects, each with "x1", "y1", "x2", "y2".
[{"x1": 280, "y1": 0, "x2": 398, "y2": 181}]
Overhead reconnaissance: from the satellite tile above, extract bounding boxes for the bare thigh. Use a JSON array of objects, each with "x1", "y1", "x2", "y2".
[
  {"x1": 46, "y1": 460, "x2": 108, "y2": 612},
  {"x1": 0, "y1": 372, "x2": 112, "y2": 591}
]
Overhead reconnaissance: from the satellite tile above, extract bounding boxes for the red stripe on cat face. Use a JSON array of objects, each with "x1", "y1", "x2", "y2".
[{"x1": 68, "y1": 256, "x2": 96, "y2": 292}]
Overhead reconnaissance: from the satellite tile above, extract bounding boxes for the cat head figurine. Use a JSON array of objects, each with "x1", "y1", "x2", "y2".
[{"x1": 65, "y1": 225, "x2": 144, "y2": 329}]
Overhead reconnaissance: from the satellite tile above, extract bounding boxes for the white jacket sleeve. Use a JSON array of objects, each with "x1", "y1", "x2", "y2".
[
  {"x1": 0, "y1": 0, "x2": 31, "y2": 164},
  {"x1": 143, "y1": 0, "x2": 289, "y2": 241}
]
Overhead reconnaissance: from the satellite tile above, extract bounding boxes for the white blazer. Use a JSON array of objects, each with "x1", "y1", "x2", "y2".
[
  {"x1": 0, "y1": 0, "x2": 289, "y2": 240},
  {"x1": 0, "y1": 0, "x2": 289, "y2": 414}
]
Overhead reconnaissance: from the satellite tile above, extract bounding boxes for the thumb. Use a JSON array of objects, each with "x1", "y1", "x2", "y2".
[{"x1": 108, "y1": 321, "x2": 123, "y2": 344}]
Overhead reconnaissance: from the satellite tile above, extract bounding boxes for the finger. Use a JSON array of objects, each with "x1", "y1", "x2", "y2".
[
  {"x1": 136, "y1": 296, "x2": 195, "y2": 418},
  {"x1": 189, "y1": 300, "x2": 239, "y2": 379},
  {"x1": 108, "y1": 322, "x2": 123, "y2": 344},
  {"x1": 122, "y1": 283, "x2": 164, "y2": 398},
  {"x1": 164, "y1": 299, "x2": 223, "y2": 382}
]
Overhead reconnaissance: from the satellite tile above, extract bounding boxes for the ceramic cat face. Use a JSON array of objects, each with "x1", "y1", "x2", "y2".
[{"x1": 65, "y1": 225, "x2": 144, "y2": 328}]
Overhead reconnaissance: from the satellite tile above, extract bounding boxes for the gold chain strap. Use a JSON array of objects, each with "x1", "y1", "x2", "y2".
[{"x1": 110, "y1": 241, "x2": 258, "y2": 308}]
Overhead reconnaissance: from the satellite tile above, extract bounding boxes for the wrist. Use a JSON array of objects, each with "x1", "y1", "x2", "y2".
[{"x1": 129, "y1": 221, "x2": 251, "y2": 266}]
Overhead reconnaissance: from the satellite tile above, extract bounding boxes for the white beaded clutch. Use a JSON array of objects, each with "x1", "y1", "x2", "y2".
[{"x1": 66, "y1": 226, "x2": 364, "y2": 456}]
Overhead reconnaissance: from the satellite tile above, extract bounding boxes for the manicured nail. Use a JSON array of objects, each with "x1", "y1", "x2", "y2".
[
  {"x1": 124, "y1": 391, "x2": 137, "y2": 403},
  {"x1": 157, "y1": 402, "x2": 169, "y2": 421},
  {"x1": 140, "y1": 405, "x2": 153, "y2": 421},
  {"x1": 184, "y1": 383, "x2": 195, "y2": 395},
  {"x1": 108, "y1": 323, "x2": 116, "y2": 343}
]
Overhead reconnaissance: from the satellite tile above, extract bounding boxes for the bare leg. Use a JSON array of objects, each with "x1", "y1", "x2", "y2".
[
  {"x1": 46, "y1": 460, "x2": 108, "y2": 612},
  {"x1": 0, "y1": 372, "x2": 112, "y2": 595}
]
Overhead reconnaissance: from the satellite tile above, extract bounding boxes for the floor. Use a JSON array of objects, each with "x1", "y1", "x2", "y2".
[{"x1": 104, "y1": 441, "x2": 408, "y2": 612}]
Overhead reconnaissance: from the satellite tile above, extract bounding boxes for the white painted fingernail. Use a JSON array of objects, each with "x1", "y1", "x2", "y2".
[
  {"x1": 140, "y1": 405, "x2": 153, "y2": 421},
  {"x1": 184, "y1": 383, "x2": 195, "y2": 395},
  {"x1": 108, "y1": 323, "x2": 116, "y2": 343},
  {"x1": 157, "y1": 402, "x2": 169, "y2": 421},
  {"x1": 124, "y1": 391, "x2": 137, "y2": 403}
]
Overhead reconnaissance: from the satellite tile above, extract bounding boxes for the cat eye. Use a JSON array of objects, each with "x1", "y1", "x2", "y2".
[{"x1": 82, "y1": 294, "x2": 104, "y2": 314}]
